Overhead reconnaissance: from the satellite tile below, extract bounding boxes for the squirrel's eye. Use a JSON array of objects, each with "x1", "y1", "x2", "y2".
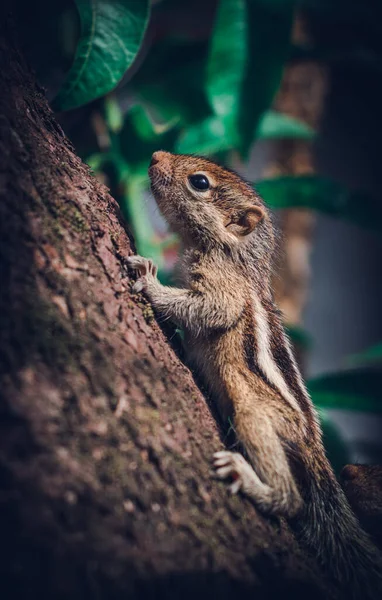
[{"x1": 188, "y1": 174, "x2": 210, "y2": 191}]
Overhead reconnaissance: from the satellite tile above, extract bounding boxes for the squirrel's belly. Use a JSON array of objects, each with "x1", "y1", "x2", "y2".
[
  {"x1": 185, "y1": 327, "x2": 245, "y2": 375},
  {"x1": 184, "y1": 328, "x2": 252, "y2": 420}
]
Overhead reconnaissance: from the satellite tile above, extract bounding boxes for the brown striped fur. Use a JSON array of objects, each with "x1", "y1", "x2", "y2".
[{"x1": 127, "y1": 151, "x2": 382, "y2": 599}]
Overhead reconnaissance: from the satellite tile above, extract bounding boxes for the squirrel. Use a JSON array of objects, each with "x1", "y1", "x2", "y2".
[{"x1": 127, "y1": 151, "x2": 382, "y2": 598}]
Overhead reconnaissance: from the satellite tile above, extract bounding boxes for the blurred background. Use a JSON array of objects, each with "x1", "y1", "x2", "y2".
[{"x1": 15, "y1": 0, "x2": 382, "y2": 471}]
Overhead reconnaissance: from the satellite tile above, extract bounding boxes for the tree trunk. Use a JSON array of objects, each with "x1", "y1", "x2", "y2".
[{"x1": 0, "y1": 17, "x2": 327, "y2": 600}]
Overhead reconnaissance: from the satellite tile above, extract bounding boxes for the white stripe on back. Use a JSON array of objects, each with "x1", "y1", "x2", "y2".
[{"x1": 252, "y1": 294, "x2": 303, "y2": 415}]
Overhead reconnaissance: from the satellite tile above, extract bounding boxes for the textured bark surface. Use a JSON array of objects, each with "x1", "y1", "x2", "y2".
[{"x1": 0, "y1": 19, "x2": 327, "y2": 600}]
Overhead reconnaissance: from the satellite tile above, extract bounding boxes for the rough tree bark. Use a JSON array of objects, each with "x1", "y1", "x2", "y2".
[{"x1": 0, "y1": 17, "x2": 328, "y2": 600}]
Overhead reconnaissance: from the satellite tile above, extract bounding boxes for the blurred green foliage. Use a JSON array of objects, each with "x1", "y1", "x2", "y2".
[
  {"x1": 53, "y1": 0, "x2": 150, "y2": 111},
  {"x1": 16, "y1": 0, "x2": 382, "y2": 469},
  {"x1": 256, "y1": 176, "x2": 382, "y2": 231}
]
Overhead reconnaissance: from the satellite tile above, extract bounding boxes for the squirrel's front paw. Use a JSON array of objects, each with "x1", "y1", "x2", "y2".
[{"x1": 127, "y1": 255, "x2": 158, "y2": 294}]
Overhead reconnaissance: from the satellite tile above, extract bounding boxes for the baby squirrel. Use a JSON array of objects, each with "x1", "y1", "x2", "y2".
[{"x1": 127, "y1": 151, "x2": 382, "y2": 598}]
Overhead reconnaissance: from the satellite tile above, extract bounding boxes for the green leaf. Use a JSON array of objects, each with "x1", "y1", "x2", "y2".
[
  {"x1": 130, "y1": 104, "x2": 178, "y2": 141},
  {"x1": 104, "y1": 95, "x2": 123, "y2": 133},
  {"x1": 347, "y1": 342, "x2": 382, "y2": 366},
  {"x1": 239, "y1": 0, "x2": 294, "y2": 156},
  {"x1": 256, "y1": 110, "x2": 315, "y2": 140},
  {"x1": 308, "y1": 369, "x2": 382, "y2": 413},
  {"x1": 119, "y1": 105, "x2": 178, "y2": 173},
  {"x1": 175, "y1": 116, "x2": 236, "y2": 155},
  {"x1": 129, "y1": 105, "x2": 160, "y2": 142},
  {"x1": 86, "y1": 152, "x2": 108, "y2": 171},
  {"x1": 205, "y1": 1, "x2": 295, "y2": 156},
  {"x1": 132, "y1": 40, "x2": 211, "y2": 128},
  {"x1": 255, "y1": 176, "x2": 382, "y2": 231},
  {"x1": 53, "y1": 0, "x2": 150, "y2": 111},
  {"x1": 136, "y1": 82, "x2": 202, "y2": 131},
  {"x1": 206, "y1": 0, "x2": 247, "y2": 131}
]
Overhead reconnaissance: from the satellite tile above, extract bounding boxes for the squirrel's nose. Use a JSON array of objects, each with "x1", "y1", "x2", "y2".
[{"x1": 150, "y1": 151, "x2": 170, "y2": 166}]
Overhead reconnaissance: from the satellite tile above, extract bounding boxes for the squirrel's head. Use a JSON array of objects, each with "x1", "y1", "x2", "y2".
[{"x1": 149, "y1": 151, "x2": 273, "y2": 255}]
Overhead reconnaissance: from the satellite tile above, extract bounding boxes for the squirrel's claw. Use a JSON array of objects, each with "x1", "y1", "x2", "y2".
[
  {"x1": 212, "y1": 451, "x2": 256, "y2": 496},
  {"x1": 229, "y1": 479, "x2": 242, "y2": 495},
  {"x1": 132, "y1": 279, "x2": 145, "y2": 294},
  {"x1": 127, "y1": 255, "x2": 158, "y2": 294}
]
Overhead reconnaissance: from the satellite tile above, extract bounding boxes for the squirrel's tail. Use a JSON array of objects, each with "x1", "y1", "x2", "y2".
[{"x1": 294, "y1": 455, "x2": 382, "y2": 600}]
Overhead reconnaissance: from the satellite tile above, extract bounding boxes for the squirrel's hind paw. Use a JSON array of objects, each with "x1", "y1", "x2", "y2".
[{"x1": 213, "y1": 451, "x2": 261, "y2": 496}]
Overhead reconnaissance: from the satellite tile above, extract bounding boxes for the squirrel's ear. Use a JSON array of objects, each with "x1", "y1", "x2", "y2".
[{"x1": 226, "y1": 205, "x2": 265, "y2": 237}]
